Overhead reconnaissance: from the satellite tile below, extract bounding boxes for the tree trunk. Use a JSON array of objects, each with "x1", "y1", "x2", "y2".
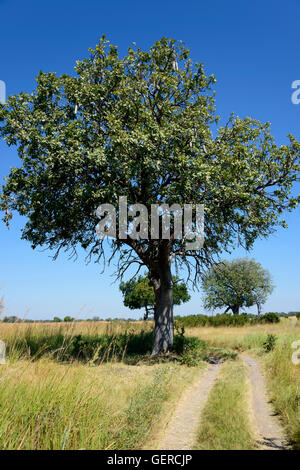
[
  {"x1": 232, "y1": 305, "x2": 240, "y2": 315},
  {"x1": 151, "y1": 264, "x2": 174, "y2": 355},
  {"x1": 256, "y1": 302, "x2": 262, "y2": 316},
  {"x1": 144, "y1": 306, "x2": 149, "y2": 321}
]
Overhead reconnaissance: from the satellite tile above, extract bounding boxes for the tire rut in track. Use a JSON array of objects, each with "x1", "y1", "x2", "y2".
[
  {"x1": 157, "y1": 362, "x2": 221, "y2": 450},
  {"x1": 241, "y1": 354, "x2": 290, "y2": 450}
]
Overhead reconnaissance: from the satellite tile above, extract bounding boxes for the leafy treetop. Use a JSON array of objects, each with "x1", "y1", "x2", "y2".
[
  {"x1": 0, "y1": 36, "x2": 299, "y2": 284},
  {"x1": 202, "y1": 257, "x2": 274, "y2": 315},
  {"x1": 120, "y1": 272, "x2": 190, "y2": 319}
]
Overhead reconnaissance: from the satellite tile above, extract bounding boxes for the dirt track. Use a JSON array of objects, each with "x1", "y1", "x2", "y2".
[
  {"x1": 156, "y1": 355, "x2": 289, "y2": 450},
  {"x1": 241, "y1": 355, "x2": 289, "y2": 450}
]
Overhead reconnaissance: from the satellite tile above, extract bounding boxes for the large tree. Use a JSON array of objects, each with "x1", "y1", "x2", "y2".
[
  {"x1": 0, "y1": 37, "x2": 299, "y2": 354},
  {"x1": 120, "y1": 273, "x2": 190, "y2": 320},
  {"x1": 202, "y1": 258, "x2": 274, "y2": 315}
]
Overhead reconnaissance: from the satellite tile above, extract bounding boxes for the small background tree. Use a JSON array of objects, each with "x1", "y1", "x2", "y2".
[
  {"x1": 63, "y1": 316, "x2": 74, "y2": 322},
  {"x1": 120, "y1": 273, "x2": 190, "y2": 320},
  {"x1": 202, "y1": 258, "x2": 274, "y2": 315}
]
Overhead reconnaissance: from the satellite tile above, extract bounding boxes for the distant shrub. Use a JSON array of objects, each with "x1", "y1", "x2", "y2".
[
  {"x1": 63, "y1": 316, "x2": 74, "y2": 322},
  {"x1": 2, "y1": 316, "x2": 19, "y2": 323},
  {"x1": 296, "y1": 312, "x2": 300, "y2": 320},
  {"x1": 175, "y1": 311, "x2": 280, "y2": 328},
  {"x1": 259, "y1": 312, "x2": 280, "y2": 324},
  {"x1": 176, "y1": 313, "x2": 249, "y2": 328}
]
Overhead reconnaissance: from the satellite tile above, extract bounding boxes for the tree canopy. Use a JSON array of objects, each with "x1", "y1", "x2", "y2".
[
  {"x1": 120, "y1": 273, "x2": 190, "y2": 319},
  {"x1": 0, "y1": 36, "x2": 299, "y2": 353},
  {"x1": 202, "y1": 258, "x2": 274, "y2": 315}
]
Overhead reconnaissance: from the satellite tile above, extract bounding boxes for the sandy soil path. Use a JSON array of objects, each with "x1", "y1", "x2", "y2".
[
  {"x1": 157, "y1": 363, "x2": 221, "y2": 450},
  {"x1": 241, "y1": 354, "x2": 289, "y2": 450}
]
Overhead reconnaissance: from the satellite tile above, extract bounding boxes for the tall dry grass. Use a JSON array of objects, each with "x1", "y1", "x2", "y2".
[
  {"x1": 0, "y1": 320, "x2": 153, "y2": 343},
  {"x1": 0, "y1": 358, "x2": 197, "y2": 449},
  {"x1": 0, "y1": 321, "x2": 154, "y2": 363},
  {"x1": 0, "y1": 319, "x2": 200, "y2": 449},
  {"x1": 186, "y1": 317, "x2": 299, "y2": 351}
]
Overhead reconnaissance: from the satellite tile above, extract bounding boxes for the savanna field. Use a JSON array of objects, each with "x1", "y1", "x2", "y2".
[
  {"x1": 1, "y1": 1, "x2": 300, "y2": 456},
  {"x1": 0, "y1": 317, "x2": 299, "y2": 450}
]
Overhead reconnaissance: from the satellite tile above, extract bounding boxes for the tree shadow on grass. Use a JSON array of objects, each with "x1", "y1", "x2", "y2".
[{"x1": 7, "y1": 330, "x2": 236, "y2": 367}]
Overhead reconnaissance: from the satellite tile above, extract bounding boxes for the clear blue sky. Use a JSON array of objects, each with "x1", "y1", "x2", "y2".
[{"x1": 0, "y1": 0, "x2": 299, "y2": 319}]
